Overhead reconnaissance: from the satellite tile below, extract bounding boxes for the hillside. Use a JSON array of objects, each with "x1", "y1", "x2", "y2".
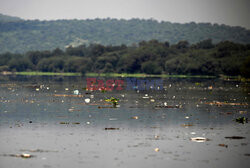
[
  {"x1": 0, "y1": 14, "x2": 250, "y2": 53},
  {"x1": 0, "y1": 13, "x2": 22, "y2": 22}
]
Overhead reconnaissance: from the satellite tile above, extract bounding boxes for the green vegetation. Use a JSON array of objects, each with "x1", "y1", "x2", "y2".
[
  {"x1": 15, "y1": 72, "x2": 81, "y2": 76},
  {"x1": 0, "y1": 13, "x2": 22, "y2": 22},
  {"x1": 0, "y1": 14, "x2": 250, "y2": 53},
  {"x1": 0, "y1": 40, "x2": 249, "y2": 77},
  {"x1": 105, "y1": 97, "x2": 119, "y2": 107}
]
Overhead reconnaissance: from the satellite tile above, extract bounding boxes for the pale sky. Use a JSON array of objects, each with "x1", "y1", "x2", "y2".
[{"x1": 0, "y1": 0, "x2": 249, "y2": 29}]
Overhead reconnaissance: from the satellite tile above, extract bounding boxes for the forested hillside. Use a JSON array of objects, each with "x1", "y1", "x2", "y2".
[
  {"x1": 0, "y1": 14, "x2": 250, "y2": 53},
  {"x1": 0, "y1": 40, "x2": 249, "y2": 77}
]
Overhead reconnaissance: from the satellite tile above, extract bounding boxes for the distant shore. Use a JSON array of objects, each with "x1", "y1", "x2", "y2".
[{"x1": 1, "y1": 71, "x2": 249, "y2": 81}]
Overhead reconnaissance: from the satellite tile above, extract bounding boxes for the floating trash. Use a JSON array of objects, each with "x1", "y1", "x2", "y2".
[
  {"x1": 20, "y1": 149, "x2": 58, "y2": 153},
  {"x1": 225, "y1": 136, "x2": 246, "y2": 139},
  {"x1": 85, "y1": 98, "x2": 91, "y2": 103},
  {"x1": 65, "y1": 88, "x2": 69, "y2": 91},
  {"x1": 154, "y1": 148, "x2": 160, "y2": 152},
  {"x1": 239, "y1": 111, "x2": 247, "y2": 114},
  {"x1": 21, "y1": 153, "x2": 32, "y2": 158},
  {"x1": 155, "y1": 105, "x2": 181, "y2": 108},
  {"x1": 190, "y1": 137, "x2": 208, "y2": 142},
  {"x1": 104, "y1": 128, "x2": 119, "y2": 130},
  {"x1": 150, "y1": 99, "x2": 155, "y2": 102},
  {"x1": 185, "y1": 116, "x2": 189, "y2": 119},
  {"x1": 60, "y1": 122, "x2": 69, "y2": 124},
  {"x1": 1, "y1": 153, "x2": 34, "y2": 159},
  {"x1": 35, "y1": 88, "x2": 39, "y2": 91},
  {"x1": 154, "y1": 135, "x2": 160, "y2": 139},
  {"x1": 90, "y1": 95, "x2": 94, "y2": 98},
  {"x1": 86, "y1": 122, "x2": 90, "y2": 125},
  {"x1": 131, "y1": 116, "x2": 139, "y2": 120},
  {"x1": 54, "y1": 94, "x2": 83, "y2": 97},
  {"x1": 73, "y1": 90, "x2": 79, "y2": 95},
  {"x1": 109, "y1": 118, "x2": 118, "y2": 121},
  {"x1": 181, "y1": 124, "x2": 193, "y2": 127},
  {"x1": 205, "y1": 101, "x2": 248, "y2": 106},
  {"x1": 208, "y1": 86, "x2": 213, "y2": 90},
  {"x1": 218, "y1": 144, "x2": 228, "y2": 148}
]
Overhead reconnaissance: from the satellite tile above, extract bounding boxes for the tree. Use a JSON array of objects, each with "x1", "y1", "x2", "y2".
[{"x1": 141, "y1": 61, "x2": 161, "y2": 74}]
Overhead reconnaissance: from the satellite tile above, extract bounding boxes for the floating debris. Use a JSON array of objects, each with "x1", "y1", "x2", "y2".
[
  {"x1": 235, "y1": 117, "x2": 248, "y2": 124},
  {"x1": 150, "y1": 99, "x2": 155, "y2": 102},
  {"x1": 20, "y1": 149, "x2": 58, "y2": 153},
  {"x1": 1, "y1": 153, "x2": 34, "y2": 159},
  {"x1": 154, "y1": 135, "x2": 160, "y2": 139},
  {"x1": 190, "y1": 137, "x2": 208, "y2": 142},
  {"x1": 208, "y1": 86, "x2": 213, "y2": 90},
  {"x1": 85, "y1": 98, "x2": 91, "y2": 103},
  {"x1": 21, "y1": 153, "x2": 32, "y2": 158},
  {"x1": 104, "y1": 128, "x2": 119, "y2": 130},
  {"x1": 154, "y1": 148, "x2": 160, "y2": 152},
  {"x1": 65, "y1": 88, "x2": 69, "y2": 91},
  {"x1": 73, "y1": 90, "x2": 79, "y2": 95},
  {"x1": 72, "y1": 122, "x2": 80, "y2": 125},
  {"x1": 181, "y1": 124, "x2": 194, "y2": 127},
  {"x1": 131, "y1": 116, "x2": 139, "y2": 120},
  {"x1": 239, "y1": 111, "x2": 247, "y2": 114},
  {"x1": 59, "y1": 122, "x2": 69, "y2": 124},
  {"x1": 105, "y1": 97, "x2": 119, "y2": 107},
  {"x1": 109, "y1": 118, "x2": 118, "y2": 121},
  {"x1": 225, "y1": 136, "x2": 246, "y2": 140},
  {"x1": 218, "y1": 144, "x2": 228, "y2": 148},
  {"x1": 205, "y1": 101, "x2": 248, "y2": 106},
  {"x1": 35, "y1": 88, "x2": 39, "y2": 91},
  {"x1": 54, "y1": 94, "x2": 83, "y2": 97},
  {"x1": 155, "y1": 105, "x2": 181, "y2": 108}
]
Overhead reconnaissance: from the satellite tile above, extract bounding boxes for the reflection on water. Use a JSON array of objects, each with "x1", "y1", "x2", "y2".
[{"x1": 0, "y1": 75, "x2": 249, "y2": 168}]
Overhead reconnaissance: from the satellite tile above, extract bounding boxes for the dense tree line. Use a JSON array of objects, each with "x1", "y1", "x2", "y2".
[
  {"x1": 0, "y1": 39, "x2": 249, "y2": 77},
  {"x1": 1, "y1": 14, "x2": 250, "y2": 53}
]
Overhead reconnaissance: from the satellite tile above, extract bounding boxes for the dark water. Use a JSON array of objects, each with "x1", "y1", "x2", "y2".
[{"x1": 0, "y1": 75, "x2": 249, "y2": 168}]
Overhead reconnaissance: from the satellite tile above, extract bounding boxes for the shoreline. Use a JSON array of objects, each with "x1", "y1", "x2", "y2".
[{"x1": 0, "y1": 71, "x2": 249, "y2": 81}]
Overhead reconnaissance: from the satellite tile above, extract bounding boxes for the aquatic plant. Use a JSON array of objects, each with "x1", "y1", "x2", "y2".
[
  {"x1": 235, "y1": 117, "x2": 248, "y2": 124},
  {"x1": 105, "y1": 97, "x2": 119, "y2": 107}
]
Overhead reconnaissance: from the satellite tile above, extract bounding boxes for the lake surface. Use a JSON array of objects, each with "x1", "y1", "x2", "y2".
[{"x1": 0, "y1": 75, "x2": 249, "y2": 168}]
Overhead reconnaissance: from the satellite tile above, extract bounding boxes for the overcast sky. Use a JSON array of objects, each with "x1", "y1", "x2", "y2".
[{"x1": 0, "y1": 0, "x2": 249, "y2": 29}]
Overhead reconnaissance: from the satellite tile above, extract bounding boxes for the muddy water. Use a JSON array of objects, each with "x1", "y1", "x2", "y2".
[{"x1": 0, "y1": 75, "x2": 249, "y2": 168}]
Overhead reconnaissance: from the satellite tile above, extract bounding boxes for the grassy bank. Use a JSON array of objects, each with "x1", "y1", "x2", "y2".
[
  {"x1": 15, "y1": 72, "x2": 81, "y2": 76},
  {"x1": 12, "y1": 71, "x2": 217, "y2": 78}
]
